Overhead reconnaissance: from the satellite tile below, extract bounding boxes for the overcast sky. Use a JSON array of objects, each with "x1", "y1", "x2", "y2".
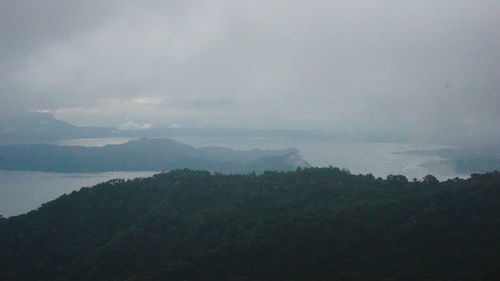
[{"x1": 1, "y1": 0, "x2": 499, "y2": 143}]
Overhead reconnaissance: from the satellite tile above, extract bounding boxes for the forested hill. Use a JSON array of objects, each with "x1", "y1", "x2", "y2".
[
  {"x1": 0, "y1": 138, "x2": 309, "y2": 173},
  {"x1": 1, "y1": 168, "x2": 500, "y2": 281}
]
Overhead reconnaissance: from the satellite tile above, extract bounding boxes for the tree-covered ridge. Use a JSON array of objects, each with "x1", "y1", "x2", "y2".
[{"x1": 1, "y1": 168, "x2": 500, "y2": 281}]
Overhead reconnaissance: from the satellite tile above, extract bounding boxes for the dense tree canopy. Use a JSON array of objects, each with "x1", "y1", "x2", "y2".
[{"x1": 1, "y1": 168, "x2": 500, "y2": 281}]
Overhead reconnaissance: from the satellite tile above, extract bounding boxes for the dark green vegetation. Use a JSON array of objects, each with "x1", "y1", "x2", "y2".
[
  {"x1": 0, "y1": 138, "x2": 309, "y2": 173},
  {"x1": 1, "y1": 168, "x2": 500, "y2": 281}
]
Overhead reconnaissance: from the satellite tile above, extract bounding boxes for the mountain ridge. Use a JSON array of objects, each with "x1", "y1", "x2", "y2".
[{"x1": 0, "y1": 137, "x2": 309, "y2": 173}]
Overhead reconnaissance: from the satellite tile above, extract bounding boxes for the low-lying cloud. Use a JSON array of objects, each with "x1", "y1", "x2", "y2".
[
  {"x1": 1, "y1": 0, "x2": 499, "y2": 144},
  {"x1": 117, "y1": 121, "x2": 152, "y2": 131}
]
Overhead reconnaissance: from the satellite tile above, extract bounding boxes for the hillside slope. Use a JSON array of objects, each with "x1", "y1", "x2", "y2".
[{"x1": 1, "y1": 168, "x2": 500, "y2": 281}]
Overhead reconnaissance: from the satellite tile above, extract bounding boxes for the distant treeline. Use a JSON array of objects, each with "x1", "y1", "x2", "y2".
[{"x1": 1, "y1": 168, "x2": 500, "y2": 281}]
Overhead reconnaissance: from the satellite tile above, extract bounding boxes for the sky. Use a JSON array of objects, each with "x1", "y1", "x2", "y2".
[{"x1": 1, "y1": 0, "x2": 499, "y2": 144}]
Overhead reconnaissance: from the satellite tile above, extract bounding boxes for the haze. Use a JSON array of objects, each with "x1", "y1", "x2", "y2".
[{"x1": 1, "y1": 0, "x2": 499, "y2": 145}]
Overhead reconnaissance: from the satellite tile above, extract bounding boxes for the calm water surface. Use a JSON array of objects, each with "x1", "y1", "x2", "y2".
[
  {"x1": 1, "y1": 137, "x2": 461, "y2": 217},
  {"x1": 170, "y1": 136, "x2": 459, "y2": 179},
  {"x1": 0, "y1": 170, "x2": 156, "y2": 217}
]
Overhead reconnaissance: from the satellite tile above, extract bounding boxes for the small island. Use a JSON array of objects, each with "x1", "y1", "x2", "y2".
[{"x1": 0, "y1": 138, "x2": 310, "y2": 173}]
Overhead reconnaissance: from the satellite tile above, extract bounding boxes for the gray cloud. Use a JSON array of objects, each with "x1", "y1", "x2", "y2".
[{"x1": 1, "y1": 0, "x2": 499, "y2": 144}]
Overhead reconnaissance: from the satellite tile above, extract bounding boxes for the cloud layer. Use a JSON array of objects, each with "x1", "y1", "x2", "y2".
[{"x1": 1, "y1": 0, "x2": 499, "y2": 144}]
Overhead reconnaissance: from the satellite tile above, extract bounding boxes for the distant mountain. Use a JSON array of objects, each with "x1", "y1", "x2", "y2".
[
  {"x1": 0, "y1": 138, "x2": 309, "y2": 173},
  {"x1": 0, "y1": 112, "x2": 112, "y2": 145},
  {"x1": 0, "y1": 112, "x2": 76, "y2": 144},
  {"x1": 0, "y1": 112, "x2": 403, "y2": 145}
]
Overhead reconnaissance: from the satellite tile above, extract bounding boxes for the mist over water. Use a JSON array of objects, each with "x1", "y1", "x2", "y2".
[
  {"x1": 51, "y1": 137, "x2": 136, "y2": 147},
  {"x1": 52, "y1": 136, "x2": 460, "y2": 179},
  {"x1": 0, "y1": 2, "x2": 498, "y2": 279},
  {"x1": 170, "y1": 137, "x2": 458, "y2": 179},
  {"x1": 0, "y1": 136, "x2": 464, "y2": 217}
]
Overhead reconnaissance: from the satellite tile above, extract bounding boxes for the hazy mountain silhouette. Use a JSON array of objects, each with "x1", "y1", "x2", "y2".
[{"x1": 0, "y1": 137, "x2": 309, "y2": 173}]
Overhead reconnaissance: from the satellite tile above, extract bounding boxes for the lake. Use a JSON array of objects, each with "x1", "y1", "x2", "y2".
[
  {"x1": 0, "y1": 170, "x2": 157, "y2": 217},
  {"x1": 170, "y1": 136, "x2": 458, "y2": 179},
  {"x1": 1, "y1": 137, "x2": 461, "y2": 217}
]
